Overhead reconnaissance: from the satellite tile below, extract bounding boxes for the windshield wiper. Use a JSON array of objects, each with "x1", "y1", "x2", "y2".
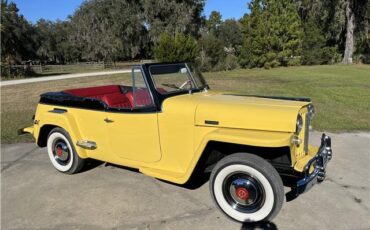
[{"x1": 162, "y1": 83, "x2": 180, "y2": 89}]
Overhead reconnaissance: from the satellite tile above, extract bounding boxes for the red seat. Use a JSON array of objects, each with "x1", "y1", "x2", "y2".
[
  {"x1": 126, "y1": 89, "x2": 153, "y2": 107},
  {"x1": 102, "y1": 93, "x2": 131, "y2": 108}
]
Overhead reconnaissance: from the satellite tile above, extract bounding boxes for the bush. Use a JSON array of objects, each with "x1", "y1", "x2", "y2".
[
  {"x1": 153, "y1": 32, "x2": 198, "y2": 62},
  {"x1": 321, "y1": 47, "x2": 341, "y2": 64},
  {"x1": 223, "y1": 54, "x2": 240, "y2": 70},
  {"x1": 354, "y1": 37, "x2": 370, "y2": 64}
]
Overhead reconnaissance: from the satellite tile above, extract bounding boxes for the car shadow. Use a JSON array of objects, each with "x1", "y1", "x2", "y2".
[
  {"x1": 87, "y1": 162, "x2": 280, "y2": 229},
  {"x1": 182, "y1": 171, "x2": 211, "y2": 189},
  {"x1": 280, "y1": 175, "x2": 301, "y2": 202},
  {"x1": 241, "y1": 221, "x2": 278, "y2": 230},
  {"x1": 79, "y1": 159, "x2": 104, "y2": 173},
  {"x1": 103, "y1": 162, "x2": 140, "y2": 173},
  {"x1": 83, "y1": 162, "x2": 300, "y2": 202}
]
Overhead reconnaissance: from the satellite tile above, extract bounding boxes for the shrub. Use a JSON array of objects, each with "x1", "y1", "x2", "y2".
[{"x1": 223, "y1": 54, "x2": 240, "y2": 70}]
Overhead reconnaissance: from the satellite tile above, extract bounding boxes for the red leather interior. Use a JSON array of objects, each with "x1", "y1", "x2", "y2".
[
  {"x1": 126, "y1": 89, "x2": 153, "y2": 107},
  {"x1": 102, "y1": 93, "x2": 132, "y2": 108},
  {"x1": 64, "y1": 85, "x2": 132, "y2": 108},
  {"x1": 64, "y1": 85, "x2": 121, "y2": 98},
  {"x1": 63, "y1": 85, "x2": 155, "y2": 109}
]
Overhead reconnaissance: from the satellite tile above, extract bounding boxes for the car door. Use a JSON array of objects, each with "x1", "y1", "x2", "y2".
[{"x1": 104, "y1": 67, "x2": 161, "y2": 163}]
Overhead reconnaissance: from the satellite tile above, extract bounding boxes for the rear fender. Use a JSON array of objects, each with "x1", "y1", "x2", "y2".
[{"x1": 37, "y1": 110, "x2": 88, "y2": 158}]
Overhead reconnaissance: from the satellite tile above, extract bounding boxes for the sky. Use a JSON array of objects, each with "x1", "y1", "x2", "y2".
[{"x1": 11, "y1": 0, "x2": 250, "y2": 24}]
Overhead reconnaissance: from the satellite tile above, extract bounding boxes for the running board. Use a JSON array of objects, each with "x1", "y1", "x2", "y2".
[{"x1": 76, "y1": 140, "x2": 97, "y2": 150}]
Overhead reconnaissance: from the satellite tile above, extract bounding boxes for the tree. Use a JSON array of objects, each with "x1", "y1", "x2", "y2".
[
  {"x1": 342, "y1": 0, "x2": 355, "y2": 63},
  {"x1": 68, "y1": 0, "x2": 149, "y2": 62},
  {"x1": 218, "y1": 19, "x2": 243, "y2": 49},
  {"x1": 240, "y1": 0, "x2": 303, "y2": 68},
  {"x1": 35, "y1": 20, "x2": 72, "y2": 63},
  {"x1": 206, "y1": 11, "x2": 222, "y2": 35},
  {"x1": 342, "y1": 0, "x2": 369, "y2": 63},
  {"x1": 153, "y1": 32, "x2": 198, "y2": 62},
  {"x1": 143, "y1": 0, "x2": 205, "y2": 43},
  {"x1": 354, "y1": 0, "x2": 370, "y2": 63},
  {"x1": 197, "y1": 33, "x2": 226, "y2": 70},
  {"x1": 1, "y1": 0, "x2": 37, "y2": 64},
  {"x1": 300, "y1": 0, "x2": 369, "y2": 64}
]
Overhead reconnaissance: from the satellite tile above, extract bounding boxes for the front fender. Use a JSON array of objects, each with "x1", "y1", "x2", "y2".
[{"x1": 176, "y1": 128, "x2": 293, "y2": 184}]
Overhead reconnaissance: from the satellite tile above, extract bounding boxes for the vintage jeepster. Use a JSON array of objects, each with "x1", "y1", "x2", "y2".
[{"x1": 20, "y1": 62, "x2": 332, "y2": 223}]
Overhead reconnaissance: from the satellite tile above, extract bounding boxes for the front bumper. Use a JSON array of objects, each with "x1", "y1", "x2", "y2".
[{"x1": 295, "y1": 133, "x2": 332, "y2": 195}]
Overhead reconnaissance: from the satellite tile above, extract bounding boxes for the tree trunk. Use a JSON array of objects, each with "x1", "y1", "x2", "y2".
[{"x1": 342, "y1": 1, "x2": 355, "y2": 64}]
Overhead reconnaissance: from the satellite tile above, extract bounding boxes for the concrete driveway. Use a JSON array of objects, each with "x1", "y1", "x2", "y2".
[{"x1": 1, "y1": 132, "x2": 369, "y2": 230}]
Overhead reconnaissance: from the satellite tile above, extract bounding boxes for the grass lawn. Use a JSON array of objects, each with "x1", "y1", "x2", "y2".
[{"x1": 1, "y1": 64, "x2": 369, "y2": 144}]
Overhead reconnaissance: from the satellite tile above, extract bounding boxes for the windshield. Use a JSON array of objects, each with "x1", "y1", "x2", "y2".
[{"x1": 149, "y1": 63, "x2": 207, "y2": 94}]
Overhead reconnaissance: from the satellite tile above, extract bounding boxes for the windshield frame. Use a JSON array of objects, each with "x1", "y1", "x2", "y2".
[{"x1": 147, "y1": 62, "x2": 208, "y2": 97}]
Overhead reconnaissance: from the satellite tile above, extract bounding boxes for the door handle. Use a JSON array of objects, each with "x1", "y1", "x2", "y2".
[{"x1": 104, "y1": 118, "x2": 114, "y2": 123}]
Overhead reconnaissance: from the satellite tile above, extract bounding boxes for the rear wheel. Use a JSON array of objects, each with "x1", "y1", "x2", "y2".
[
  {"x1": 209, "y1": 153, "x2": 284, "y2": 223},
  {"x1": 47, "y1": 128, "x2": 85, "y2": 174}
]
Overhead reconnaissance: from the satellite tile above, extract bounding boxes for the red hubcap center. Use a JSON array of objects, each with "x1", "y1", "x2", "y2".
[
  {"x1": 56, "y1": 147, "x2": 63, "y2": 157},
  {"x1": 235, "y1": 187, "x2": 249, "y2": 200}
]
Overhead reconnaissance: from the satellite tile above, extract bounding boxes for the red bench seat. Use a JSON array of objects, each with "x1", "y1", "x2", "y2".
[{"x1": 64, "y1": 85, "x2": 132, "y2": 109}]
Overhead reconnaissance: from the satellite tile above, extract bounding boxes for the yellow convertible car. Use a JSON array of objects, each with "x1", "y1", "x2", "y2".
[{"x1": 20, "y1": 62, "x2": 332, "y2": 223}]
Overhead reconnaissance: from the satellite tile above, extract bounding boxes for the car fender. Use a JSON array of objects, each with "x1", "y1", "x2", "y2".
[
  {"x1": 37, "y1": 109, "x2": 88, "y2": 158},
  {"x1": 180, "y1": 128, "x2": 293, "y2": 184}
]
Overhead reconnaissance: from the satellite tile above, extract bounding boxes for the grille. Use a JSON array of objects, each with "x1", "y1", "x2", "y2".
[{"x1": 304, "y1": 113, "x2": 310, "y2": 153}]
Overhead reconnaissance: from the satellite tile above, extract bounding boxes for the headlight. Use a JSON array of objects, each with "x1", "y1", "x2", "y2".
[
  {"x1": 308, "y1": 104, "x2": 315, "y2": 130},
  {"x1": 308, "y1": 104, "x2": 315, "y2": 117},
  {"x1": 296, "y1": 114, "x2": 303, "y2": 134}
]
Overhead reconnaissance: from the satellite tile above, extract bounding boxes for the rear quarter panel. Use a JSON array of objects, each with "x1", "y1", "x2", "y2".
[{"x1": 34, "y1": 103, "x2": 108, "y2": 159}]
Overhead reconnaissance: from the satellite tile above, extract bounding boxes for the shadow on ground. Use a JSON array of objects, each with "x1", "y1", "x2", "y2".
[{"x1": 242, "y1": 221, "x2": 278, "y2": 230}]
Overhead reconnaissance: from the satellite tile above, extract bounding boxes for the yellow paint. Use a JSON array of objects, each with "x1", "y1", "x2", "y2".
[
  {"x1": 22, "y1": 126, "x2": 34, "y2": 134},
  {"x1": 294, "y1": 145, "x2": 320, "y2": 172},
  {"x1": 24, "y1": 90, "x2": 320, "y2": 184},
  {"x1": 104, "y1": 112, "x2": 161, "y2": 163}
]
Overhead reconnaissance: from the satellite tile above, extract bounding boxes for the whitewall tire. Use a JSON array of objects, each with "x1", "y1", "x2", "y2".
[
  {"x1": 47, "y1": 128, "x2": 85, "y2": 174},
  {"x1": 210, "y1": 153, "x2": 284, "y2": 223}
]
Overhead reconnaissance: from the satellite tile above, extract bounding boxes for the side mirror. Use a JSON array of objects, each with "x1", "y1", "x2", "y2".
[{"x1": 180, "y1": 68, "x2": 188, "y2": 74}]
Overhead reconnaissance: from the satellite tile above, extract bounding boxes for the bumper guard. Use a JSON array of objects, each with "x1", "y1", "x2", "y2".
[{"x1": 295, "y1": 133, "x2": 332, "y2": 195}]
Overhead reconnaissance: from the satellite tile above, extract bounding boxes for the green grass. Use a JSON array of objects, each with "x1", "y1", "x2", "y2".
[
  {"x1": 1, "y1": 64, "x2": 369, "y2": 144},
  {"x1": 204, "y1": 64, "x2": 370, "y2": 132}
]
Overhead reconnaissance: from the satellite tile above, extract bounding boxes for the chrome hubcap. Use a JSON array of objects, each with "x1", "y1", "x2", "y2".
[
  {"x1": 223, "y1": 172, "x2": 265, "y2": 213},
  {"x1": 52, "y1": 139, "x2": 70, "y2": 165}
]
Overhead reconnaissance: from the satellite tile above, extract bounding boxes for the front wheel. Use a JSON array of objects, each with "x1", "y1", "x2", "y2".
[
  {"x1": 47, "y1": 128, "x2": 85, "y2": 174},
  {"x1": 209, "y1": 153, "x2": 284, "y2": 223}
]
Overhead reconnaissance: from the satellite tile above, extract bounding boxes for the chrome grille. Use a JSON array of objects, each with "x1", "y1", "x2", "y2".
[{"x1": 304, "y1": 113, "x2": 310, "y2": 153}]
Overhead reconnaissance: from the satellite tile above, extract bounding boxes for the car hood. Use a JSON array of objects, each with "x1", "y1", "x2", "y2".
[{"x1": 190, "y1": 91, "x2": 310, "y2": 132}]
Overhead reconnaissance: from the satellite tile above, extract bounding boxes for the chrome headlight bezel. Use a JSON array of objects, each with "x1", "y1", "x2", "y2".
[
  {"x1": 296, "y1": 114, "x2": 303, "y2": 134},
  {"x1": 308, "y1": 104, "x2": 315, "y2": 118},
  {"x1": 308, "y1": 104, "x2": 315, "y2": 131}
]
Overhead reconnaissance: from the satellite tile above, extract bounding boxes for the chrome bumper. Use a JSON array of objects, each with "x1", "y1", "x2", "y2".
[{"x1": 295, "y1": 133, "x2": 332, "y2": 195}]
